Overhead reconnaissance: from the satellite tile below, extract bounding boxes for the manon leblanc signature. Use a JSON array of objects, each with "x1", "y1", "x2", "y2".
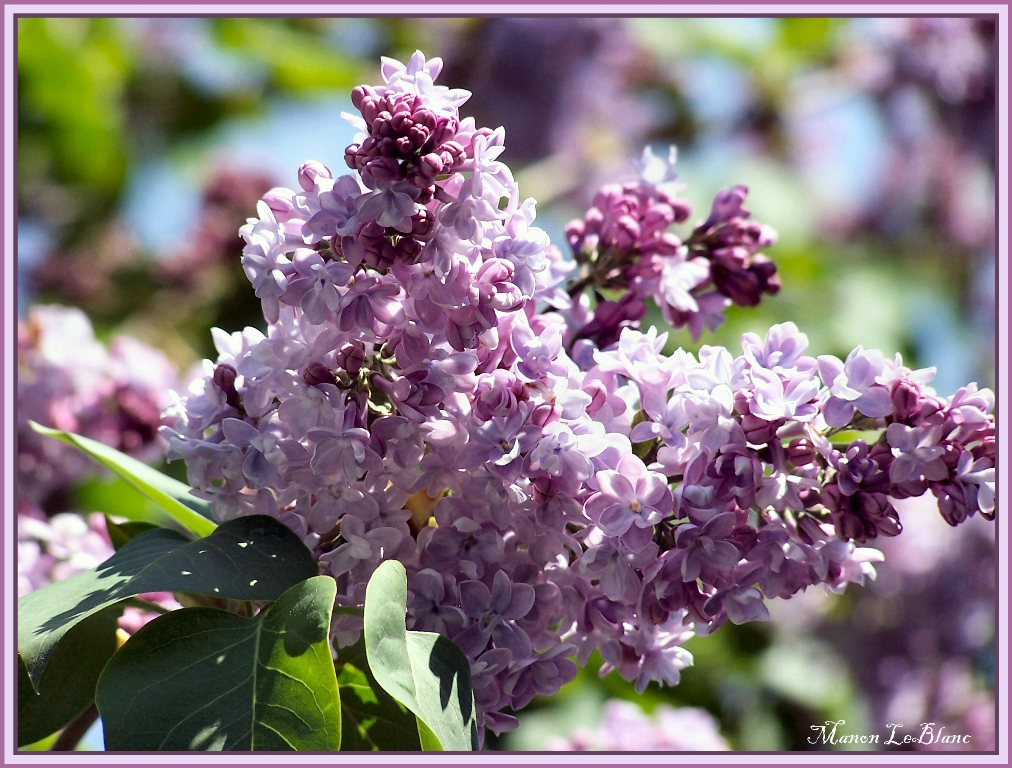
[{"x1": 808, "y1": 719, "x2": 972, "y2": 747}]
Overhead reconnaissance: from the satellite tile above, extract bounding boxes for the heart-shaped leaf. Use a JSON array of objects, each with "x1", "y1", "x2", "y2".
[
  {"x1": 19, "y1": 515, "x2": 318, "y2": 690},
  {"x1": 363, "y1": 560, "x2": 478, "y2": 751},
  {"x1": 30, "y1": 422, "x2": 216, "y2": 537},
  {"x1": 97, "y1": 576, "x2": 342, "y2": 751},
  {"x1": 18, "y1": 605, "x2": 122, "y2": 746}
]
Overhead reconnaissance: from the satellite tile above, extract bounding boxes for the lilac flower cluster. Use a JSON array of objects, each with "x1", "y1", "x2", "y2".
[
  {"x1": 164, "y1": 53, "x2": 997, "y2": 736},
  {"x1": 562, "y1": 148, "x2": 779, "y2": 345},
  {"x1": 17, "y1": 306, "x2": 183, "y2": 629},
  {"x1": 18, "y1": 506, "x2": 181, "y2": 632},
  {"x1": 547, "y1": 700, "x2": 730, "y2": 751},
  {"x1": 18, "y1": 305, "x2": 179, "y2": 507},
  {"x1": 17, "y1": 509, "x2": 114, "y2": 598}
]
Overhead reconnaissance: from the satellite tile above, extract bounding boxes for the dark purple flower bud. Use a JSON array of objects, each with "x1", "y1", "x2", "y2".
[
  {"x1": 934, "y1": 483, "x2": 974, "y2": 526},
  {"x1": 704, "y1": 185, "x2": 747, "y2": 227},
  {"x1": 709, "y1": 251, "x2": 780, "y2": 307},
  {"x1": 212, "y1": 364, "x2": 242, "y2": 412},
  {"x1": 303, "y1": 362, "x2": 338, "y2": 388},
  {"x1": 110, "y1": 385, "x2": 165, "y2": 454},
  {"x1": 832, "y1": 440, "x2": 891, "y2": 496},
  {"x1": 575, "y1": 293, "x2": 648, "y2": 348},
  {"x1": 740, "y1": 414, "x2": 784, "y2": 445},
  {"x1": 786, "y1": 438, "x2": 818, "y2": 467},
  {"x1": 705, "y1": 445, "x2": 763, "y2": 507},
  {"x1": 690, "y1": 185, "x2": 779, "y2": 309},
  {"x1": 336, "y1": 342, "x2": 367, "y2": 375},
  {"x1": 890, "y1": 377, "x2": 924, "y2": 423},
  {"x1": 822, "y1": 484, "x2": 901, "y2": 542},
  {"x1": 373, "y1": 370, "x2": 446, "y2": 422},
  {"x1": 346, "y1": 90, "x2": 466, "y2": 191},
  {"x1": 675, "y1": 512, "x2": 742, "y2": 582},
  {"x1": 972, "y1": 432, "x2": 996, "y2": 463},
  {"x1": 645, "y1": 554, "x2": 713, "y2": 624}
]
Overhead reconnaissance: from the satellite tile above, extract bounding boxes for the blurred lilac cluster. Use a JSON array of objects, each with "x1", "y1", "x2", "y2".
[
  {"x1": 159, "y1": 167, "x2": 280, "y2": 289},
  {"x1": 773, "y1": 497, "x2": 996, "y2": 752},
  {"x1": 548, "y1": 700, "x2": 730, "y2": 751},
  {"x1": 18, "y1": 305, "x2": 178, "y2": 507},
  {"x1": 17, "y1": 305, "x2": 179, "y2": 606},
  {"x1": 842, "y1": 17, "x2": 995, "y2": 248},
  {"x1": 164, "y1": 53, "x2": 995, "y2": 736},
  {"x1": 17, "y1": 510, "x2": 113, "y2": 598}
]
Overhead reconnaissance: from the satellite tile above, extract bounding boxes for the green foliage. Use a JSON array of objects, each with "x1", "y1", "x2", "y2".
[
  {"x1": 32, "y1": 422, "x2": 216, "y2": 537},
  {"x1": 18, "y1": 515, "x2": 318, "y2": 690},
  {"x1": 17, "y1": 454, "x2": 478, "y2": 752},
  {"x1": 363, "y1": 560, "x2": 478, "y2": 751},
  {"x1": 337, "y1": 647, "x2": 423, "y2": 751},
  {"x1": 97, "y1": 576, "x2": 342, "y2": 750},
  {"x1": 104, "y1": 517, "x2": 159, "y2": 550},
  {"x1": 210, "y1": 18, "x2": 367, "y2": 93},
  {"x1": 18, "y1": 605, "x2": 121, "y2": 746}
]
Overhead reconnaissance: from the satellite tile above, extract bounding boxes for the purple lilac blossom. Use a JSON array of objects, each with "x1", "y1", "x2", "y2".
[
  {"x1": 564, "y1": 149, "x2": 779, "y2": 343},
  {"x1": 164, "y1": 52, "x2": 998, "y2": 738},
  {"x1": 547, "y1": 700, "x2": 731, "y2": 751}
]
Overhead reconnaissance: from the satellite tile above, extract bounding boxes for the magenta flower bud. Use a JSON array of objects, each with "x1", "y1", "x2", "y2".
[
  {"x1": 529, "y1": 401, "x2": 561, "y2": 428},
  {"x1": 350, "y1": 84, "x2": 371, "y2": 110},
  {"x1": 298, "y1": 160, "x2": 333, "y2": 192},
  {"x1": 584, "y1": 381, "x2": 610, "y2": 415},
  {"x1": 972, "y1": 433, "x2": 996, "y2": 462},
  {"x1": 420, "y1": 152, "x2": 443, "y2": 176},
  {"x1": 935, "y1": 483, "x2": 973, "y2": 526},
  {"x1": 262, "y1": 186, "x2": 297, "y2": 217}
]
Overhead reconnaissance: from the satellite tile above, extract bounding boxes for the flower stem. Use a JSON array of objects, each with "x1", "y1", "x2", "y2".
[{"x1": 52, "y1": 703, "x2": 98, "y2": 751}]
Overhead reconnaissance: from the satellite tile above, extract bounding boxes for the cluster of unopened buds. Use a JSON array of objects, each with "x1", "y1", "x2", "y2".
[{"x1": 163, "y1": 52, "x2": 996, "y2": 735}]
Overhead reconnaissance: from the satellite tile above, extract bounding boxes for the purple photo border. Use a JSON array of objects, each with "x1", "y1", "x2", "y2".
[{"x1": 1, "y1": 3, "x2": 1008, "y2": 766}]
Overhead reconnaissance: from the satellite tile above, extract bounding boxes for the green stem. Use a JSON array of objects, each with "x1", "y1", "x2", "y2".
[{"x1": 52, "y1": 703, "x2": 98, "y2": 751}]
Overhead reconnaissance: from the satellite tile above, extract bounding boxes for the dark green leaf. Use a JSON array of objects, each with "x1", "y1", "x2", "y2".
[
  {"x1": 18, "y1": 605, "x2": 122, "y2": 746},
  {"x1": 19, "y1": 515, "x2": 318, "y2": 690},
  {"x1": 337, "y1": 645, "x2": 420, "y2": 751},
  {"x1": 363, "y1": 560, "x2": 478, "y2": 751},
  {"x1": 104, "y1": 517, "x2": 158, "y2": 551},
  {"x1": 97, "y1": 576, "x2": 342, "y2": 751},
  {"x1": 30, "y1": 422, "x2": 216, "y2": 537}
]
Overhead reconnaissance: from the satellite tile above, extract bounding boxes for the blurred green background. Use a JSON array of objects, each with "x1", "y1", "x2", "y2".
[{"x1": 17, "y1": 16, "x2": 997, "y2": 751}]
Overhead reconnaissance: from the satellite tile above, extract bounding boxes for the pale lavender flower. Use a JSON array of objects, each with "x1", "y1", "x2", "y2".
[{"x1": 585, "y1": 454, "x2": 673, "y2": 549}]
